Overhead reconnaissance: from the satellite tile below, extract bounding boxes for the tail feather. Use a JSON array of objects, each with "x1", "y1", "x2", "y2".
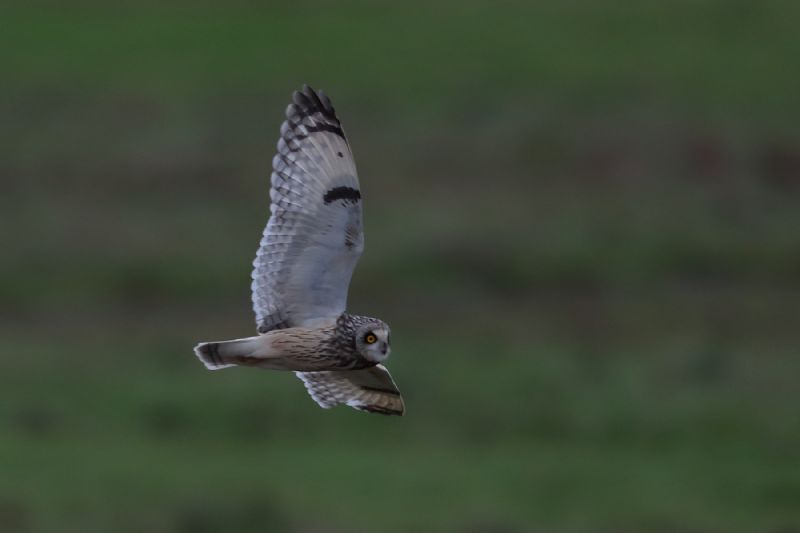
[{"x1": 194, "y1": 336, "x2": 264, "y2": 370}]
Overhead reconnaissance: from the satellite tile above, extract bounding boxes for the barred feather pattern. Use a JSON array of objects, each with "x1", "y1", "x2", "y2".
[
  {"x1": 296, "y1": 364, "x2": 405, "y2": 416},
  {"x1": 251, "y1": 85, "x2": 364, "y2": 334}
]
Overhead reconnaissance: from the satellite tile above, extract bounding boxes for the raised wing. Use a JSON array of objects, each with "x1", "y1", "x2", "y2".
[
  {"x1": 296, "y1": 365, "x2": 405, "y2": 416},
  {"x1": 252, "y1": 85, "x2": 364, "y2": 333}
]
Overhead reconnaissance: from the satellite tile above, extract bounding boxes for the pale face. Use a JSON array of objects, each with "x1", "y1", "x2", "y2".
[{"x1": 356, "y1": 325, "x2": 391, "y2": 363}]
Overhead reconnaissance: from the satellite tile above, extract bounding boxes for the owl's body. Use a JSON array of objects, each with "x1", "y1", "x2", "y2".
[
  {"x1": 194, "y1": 85, "x2": 404, "y2": 416},
  {"x1": 196, "y1": 314, "x2": 388, "y2": 372}
]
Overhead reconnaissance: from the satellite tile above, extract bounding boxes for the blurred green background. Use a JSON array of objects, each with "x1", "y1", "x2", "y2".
[{"x1": 2, "y1": 2, "x2": 799, "y2": 532}]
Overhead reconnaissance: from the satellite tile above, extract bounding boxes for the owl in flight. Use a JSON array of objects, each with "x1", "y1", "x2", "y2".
[{"x1": 194, "y1": 85, "x2": 404, "y2": 416}]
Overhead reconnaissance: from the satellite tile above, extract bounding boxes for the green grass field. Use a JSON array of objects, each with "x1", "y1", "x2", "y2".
[{"x1": 1, "y1": 2, "x2": 799, "y2": 531}]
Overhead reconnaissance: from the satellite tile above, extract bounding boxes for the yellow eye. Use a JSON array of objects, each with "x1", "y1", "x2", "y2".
[{"x1": 364, "y1": 333, "x2": 377, "y2": 344}]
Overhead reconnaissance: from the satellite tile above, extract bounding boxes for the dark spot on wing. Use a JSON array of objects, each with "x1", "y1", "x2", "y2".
[
  {"x1": 305, "y1": 122, "x2": 346, "y2": 139},
  {"x1": 323, "y1": 186, "x2": 361, "y2": 205},
  {"x1": 337, "y1": 151, "x2": 343, "y2": 157}
]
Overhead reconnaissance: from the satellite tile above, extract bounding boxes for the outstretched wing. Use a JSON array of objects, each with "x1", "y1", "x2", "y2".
[
  {"x1": 252, "y1": 85, "x2": 364, "y2": 333},
  {"x1": 296, "y1": 365, "x2": 405, "y2": 416}
]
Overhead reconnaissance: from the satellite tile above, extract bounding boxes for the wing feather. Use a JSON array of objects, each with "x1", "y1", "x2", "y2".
[
  {"x1": 252, "y1": 85, "x2": 364, "y2": 333},
  {"x1": 296, "y1": 365, "x2": 405, "y2": 416}
]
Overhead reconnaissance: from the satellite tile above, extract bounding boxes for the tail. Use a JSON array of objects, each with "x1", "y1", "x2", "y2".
[{"x1": 194, "y1": 335, "x2": 265, "y2": 370}]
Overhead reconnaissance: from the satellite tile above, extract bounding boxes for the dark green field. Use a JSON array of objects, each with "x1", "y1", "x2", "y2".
[{"x1": 2, "y1": 2, "x2": 799, "y2": 532}]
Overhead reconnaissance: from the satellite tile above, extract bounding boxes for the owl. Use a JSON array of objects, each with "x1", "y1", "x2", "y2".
[{"x1": 194, "y1": 85, "x2": 404, "y2": 416}]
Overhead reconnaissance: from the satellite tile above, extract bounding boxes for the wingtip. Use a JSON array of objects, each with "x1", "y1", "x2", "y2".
[
  {"x1": 317, "y1": 89, "x2": 332, "y2": 109},
  {"x1": 292, "y1": 84, "x2": 336, "y2": 117},
  {"x1": 356, "y1": 404, "x2": 405, "y2": 416},
  {"x1": 292, "y1": 88, "x2": 310, "y2": 108}
]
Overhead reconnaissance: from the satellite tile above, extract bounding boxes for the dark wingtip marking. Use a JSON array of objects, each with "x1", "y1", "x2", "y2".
[
  {"x1": 293, "y1": 90, "x2": 311, "y2": 108},
  {"x1": 282, "y1": 86, "x2": 347, "y2": 143},
  {"x1": 361, "y1": 386, "x2": 401, "y2": 397},
  {"x1": 359, "y1": 404, "x2": 404, "y2": 416},
  {"x1": 290, "y1": 85, "x2": 338, "y2": 120},
  {"x1": 304, "y1": 85, "x2": 325, "y2": 109},
  {"x1": 323, "y1": 186, "x2": 361, "y2": 204}
]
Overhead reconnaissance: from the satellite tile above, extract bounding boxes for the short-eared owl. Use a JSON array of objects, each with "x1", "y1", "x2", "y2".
[{"x1": 194, "y1": 85, "x2": 404, "y2": 416}]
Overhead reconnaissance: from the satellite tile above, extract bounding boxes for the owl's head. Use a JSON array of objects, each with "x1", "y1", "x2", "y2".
[{"x1": 354, "y1": 321, "x2": 391, "y2": 363}]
